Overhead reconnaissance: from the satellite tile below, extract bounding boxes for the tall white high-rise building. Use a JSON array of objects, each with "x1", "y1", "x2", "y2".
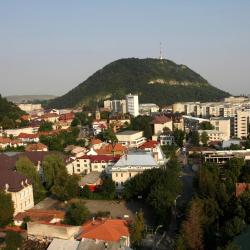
[{"x1": 126, "y1": 94, "x2": 139, "y2": 117}]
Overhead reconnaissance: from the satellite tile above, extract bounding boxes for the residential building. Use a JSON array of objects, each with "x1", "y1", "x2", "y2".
[
  {"x1": 158, "y1": 134, "x2": 175, "y2": 146},
  {"x1": 78, "y1": 171, "x2": 102, "y2": 192},
  {"x1": 17, "y1": 133, "x2": 39, "y2": 143},
  {"x1": 151, "y1": 115, "x2": 173, "y2": 135},
  {"x1": 198, "y1": 130, "x2": 226, "y2": 143},
  {"x1": 66, "y1": 155, "x2": 119, "y2": 175},
  {"x1": 116, "y1": 130, "x2": 146, "y2": 148},
  {"x1": 18, "y1": 104, "x2": 42, "y2": 113},
  {"x1": 25, "y1": 143, "x2": 48, "y2": 152},
  {"x1": 139, "y1": 103, "x2": 159, "y2": 115},
  {"x1": 126, "y1": 94, "x2": 139, "y2": 117},
  {"x1": 104, "y1": 99, "x2": 127, "y2": 114},
  {"x1": 0, "y1": 169, "x2": 34, "y2": 215},
  {"x1": 234, "y1": 110, "x2": 249, "y2": 138},
  {"x1": 78, "y1": 219, "x2": 130, "y2": 248},
  {"x1": 210, "y1": 117, "x2": 231, "y2": 140},
  {"x1": 110, "y1": 151, "x2": 158, "y2": 189}
]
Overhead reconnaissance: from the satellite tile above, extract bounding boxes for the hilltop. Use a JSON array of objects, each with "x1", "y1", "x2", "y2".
[{"x1": 48, "y1": 58, "x2": 230, "y2": 108}]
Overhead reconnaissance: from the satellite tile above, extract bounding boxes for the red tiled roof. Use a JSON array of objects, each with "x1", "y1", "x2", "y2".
[
  {"x1": 90, "y1": 138, "x2": 103, "y2": 145},
  {"x1": 151, "y1": 115, "x2": 172, "y2": 124},
  {"x1": 59, "y1": 112, "x2": 75, "y2": 121},
  {"x1": 79, "y1": 219, "x2": 129, "y2": 242},
  {"x1": 140, "y1": 140, "x2": 159, "y2": 149},
  {"x1": 96, "y1": 144, "x2": 126, "y2": 155},
  {"x1": 78, "y1": 155, "x2": 120, "y2": 163},
  {"x1": 236, "y1": 183, "x2": 250, "y2": 197},
  {"x1": 25, "y1": 143, "x2": 48, "y2": 152},
  {"x1": 17, "y1": 133, "x2": 39, "y2": 139},
  {"x1": 14, "y1": 209, "x2": 65, "y2": 222}
]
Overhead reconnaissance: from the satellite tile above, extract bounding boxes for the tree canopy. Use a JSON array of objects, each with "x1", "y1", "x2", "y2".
[{"x1": 0, "y1": 190, "x2": 14, "y2": 227}]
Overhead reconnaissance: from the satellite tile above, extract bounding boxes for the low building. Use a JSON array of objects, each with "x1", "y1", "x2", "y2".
[
  {"x1": 116, "y1": 130, "x2": 146, "y2": 148},
  {"x1": 139, "y1": 103, "x2": 159, "y2": 115},
  {"x1": 25, "y1": 143, "x2": 48, "y2": 152},
  {"x1": 14, "y1": 209, "x2": 65, "y2": 226},
  {"x1": 66, "y1": 155, "x2": 119, "y2": 175},
  {"x1": 27, "y1": 221, "x2": 81, "y2": 240},
  {"x1": 78, "y1": 171, "x2": 102, "y2": 192},
  {"x1": 0, "y1": 137, "x2": 24, "y2": 149},
  {"x1": 17, "y1": 133, "x2": 39, "y2": 143},
  {"x1": 78, "y1": 218, "x2": 130, "y2": 248},
  {"x1": 0, "y1": 169, "x2": 34, "y2": 215},
  {"x1": 158, "y1": 134, "x2": 175, "y2": 146},
  {"x1": 110, "y1": 151, "x2": 158, "y2": 189},
  {"x1": 198, "y1": 130, "x2": 225, "y2": 143},
  {"x1": 151, "y1": 115, "x2": 173, "y2": 135},
  {"x1": 139, "y1": 140, "x2": 166, "y2": 165}
]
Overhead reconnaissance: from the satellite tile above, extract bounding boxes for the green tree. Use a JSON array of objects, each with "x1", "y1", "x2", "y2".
[
  {"x1": 64, "y1": 201, "x2": 90, "y2": 225},
  {"x1": 130, "y1": 210, "x2": 145, "y2": 246},
  {"x1": 42, "y1": 154, "x2": 66, "y2": 190},
  {"x1": 182, "y1": 199, "x2": 204, "y2": 250},
  {"x1": 240, "y1": 191, "x2": 250, "y2": 224},
  {"x1": 81, "y1": 185, "x2": 92, "y2": 199},
  {"x1": 4, "y1": 231, "x2": 23, "y2": 250},
  {"x1": 101, "y1": 178, "x2": 116, "y2": 199},
  {"x1": 200, "y1": 131, "x2": 209, "y2": 146},
  {"x1": 173, "y1": 129, "x2": 185, "y2": 147},
  {"x1": 190, "y1": 130, "x2": 200, "y2": 146},
  {"x1": 222, "y1": 216, "x2": 245, "y2": 240},
  {"x1": 227, "y1": 158, "x2": 244, "y2": 182},
  {"x1": 199, "y1": 121, "x2": 214, "y2": 130},
  {"x1": 16, "y1": 156, "x2": 46, "y2": 203},
  {"x1": 38, "y1": 121, "x2": 53, "y2": 132},
  {"x1": 0, "y1": 190, "x2": 14, "y2": 227}
]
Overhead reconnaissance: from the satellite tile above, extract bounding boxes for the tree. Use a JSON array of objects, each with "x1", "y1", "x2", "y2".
[
  {"x1": 173, "y1": 129, "x2": 185, "y2": 147},
  {"x1": 199, "y1": 121, "x2": 214, "y2": 130},
  {"x1": 200, "y1": 131, "x2": 209, "y2": 146},
  {"x1": 38, "y1": 121, "x2": 53, "y2": 132},
  {"x1": 190, "y1": 131, "x2": 200, "y2": 146},
  {"x1": 227, "y1": 158, "x2": 244, "y2": 182},
  {"x1": 240, "y1": 191, "x2": 250, "y2": 224},
  {"x1": 130, "y1": 210, "x2": 145, "y2": 246},
  {"x1": 4, "y1": 231, "x2": 23, "y2": 250},
  {"x1": 98, "y1": 127, "x2": 118, "y2": 145},
  {"x1": 16, "y1": 156, "x2": 46, "y2": 203},
  {"x1": 0, "y1": 190, "x2": 14, "y2": 227},
  {"x1": 222, "y1": 216, "x2": 245, "y2": 240},
  {"x1": 42, "y1": 154, "x2": 66, "y2": 190},
  {"x1": 64, "y1": 201, "x2": 90, "y2": 225},
  {"x1": 81, "y1": 185, "x2": 92, "y2": 199},
  {"x1": 101, "y1": 178, "x2": 116, "y2": 199}
]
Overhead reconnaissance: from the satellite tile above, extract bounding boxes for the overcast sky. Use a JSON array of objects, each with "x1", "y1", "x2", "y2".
[{"x1": 1, "y1": 0, "x2": 250, "y2": 96}]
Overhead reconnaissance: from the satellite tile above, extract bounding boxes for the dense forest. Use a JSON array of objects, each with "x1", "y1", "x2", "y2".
[
  {"x1": 0, "y1": 95, "x2": 25, "y2": 129},
  {"x1": 48, "y1": 58, "x2": 230, "y2": 108}
]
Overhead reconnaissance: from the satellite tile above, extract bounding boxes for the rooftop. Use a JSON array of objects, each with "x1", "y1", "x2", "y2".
[{"x1": 116, "y1": 130, "x2": 142, "y2": 135}]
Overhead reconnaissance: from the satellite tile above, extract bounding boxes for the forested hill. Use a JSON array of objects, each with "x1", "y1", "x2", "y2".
[
  {"x1": 48, "y1": 58, "x2": 230, "y2": 108},
  {"x1": 0, "y1": 95, "x2": 25, "y2": 129}
]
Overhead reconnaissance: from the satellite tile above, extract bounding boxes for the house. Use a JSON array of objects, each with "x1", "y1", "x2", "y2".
[
  {"x1": 151, "y1": 115, "x2": 173, "y2": 135},
  {"x1": 17, "y1": 133, "x2": 39, "y2": 143},
  {"x1": 158, "y1": 134, "x2": 175, "y2": 146},
  {"x1": 78, "y1": 218, "x2": 130, "y2": 248},
  {"x1": 66, "y1": 155, "x2": 119, "y2": 175},
  {"x1": 92, "y1": 121, "x2": 108, "y2": 135},
  {"x1": 4, "y1": 126, "x2": 39, "y2": 137},
  {"x1": 110, "y1": 151, "x2": 158, "y2": 189},
  {"x1": 96, "y1": 143, "x2": 127, "y2": 156},
  {"x1": 90, "y1": 138, "x2": 104, "y2": 150},
  {"x1": 14, "y1": 209, "x2": 65, "y2": 226},
  {"x1": 25, "y1": 143, "x2": 48, "y2": 152},
  {"x1": 0, "y1": 137, "x2": 24, "y2": 149},
  {"x1": 27, "y1": 221, "x2": 81, "y2": 240},
  {"x1": 0, "y1": 169, "x2": 34, "y2": 215},
  {"x1": 139, "y1": 140, "x2": 166, "y2": 164},
  {"x1": 116, "y1": 130, "x2": 146, "y2": 148},
  {"x1": 78, "y1": 171, "x2": 103, "y2": 192},
  {"x1": 41, "y1": 113, "x2": 59, "y2": 123}
]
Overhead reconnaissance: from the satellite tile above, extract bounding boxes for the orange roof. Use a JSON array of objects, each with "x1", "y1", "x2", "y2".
[
  {"x1": 14, "y1": 209, "x2": 65, "y2": 222},
  {"x1": 140, "y1": 140, "x2": 159, "y2": 149},
  {"x1": 18, "y1": 133, "x2": 38, "y2": 139},
  {"x1": 0, "y1": 137, "x2": 22, "y2": 145},
  {"x1": 25, "y1": 143, "x2": 48, "y2": 151},
  {"x1": 236, "y1": 183, "x2": 250, "y2": 197},
  {"x1": 96, "y1": 143, "x2": 126, "y2": 155},
  {"x1": 79, "y1": 219, "x2": 129, "y2": 242},
  {"x1": 90, "y1": 138, "x2": 103, "y2": 145}
]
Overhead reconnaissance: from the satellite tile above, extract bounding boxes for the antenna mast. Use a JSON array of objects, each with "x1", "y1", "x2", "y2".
[{"x1": 159, "y1": 42, "x2": 164, "y2": 60}]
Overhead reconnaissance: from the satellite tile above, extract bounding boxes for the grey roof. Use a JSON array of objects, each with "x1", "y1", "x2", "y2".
[
  {"x1": 77, "y1": 239, "x2": 130, "y2": 250},
  {"x1": 47, "y1": 239, "x2": 79, "y2": 250},
  {"x1": 116, "y1": 130, "x2": 141, "y2": 135},
  {"x1": 113, "y1": 152, "x2": 157, "y2": 168},
  {"x1": 79, "y1": 171, "x2": 102, "y2": 185}
]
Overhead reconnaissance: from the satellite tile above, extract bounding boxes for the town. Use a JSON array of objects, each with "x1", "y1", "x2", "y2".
[{"x1": 0, "y1": 93, "x2": 250, "y2": 249}]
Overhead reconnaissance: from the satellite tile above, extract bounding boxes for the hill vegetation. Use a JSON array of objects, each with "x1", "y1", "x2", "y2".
[
  {"x1": 0, "y1": 94, "x2": 25, "y2": 129},
  {"x1": 48, "y1": 58, "x2": 230, "y2": 108}
]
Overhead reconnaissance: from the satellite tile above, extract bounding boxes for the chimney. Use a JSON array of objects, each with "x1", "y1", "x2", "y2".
[{"x1": 5, "y1": 183, "x2": 9, "y2": 192}]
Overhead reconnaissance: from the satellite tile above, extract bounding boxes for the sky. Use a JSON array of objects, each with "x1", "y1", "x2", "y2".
[{"x1": 0, "y1": 0, "x2": 250, "y2": 97}]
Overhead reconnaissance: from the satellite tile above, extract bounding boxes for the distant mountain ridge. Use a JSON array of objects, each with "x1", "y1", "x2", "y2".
[
  {"x1": 48, "y1": 58, "x2": 230, "y2": 108},
  {"x1": 6, "y1": 95, "x2": 56, "y2": 104}
]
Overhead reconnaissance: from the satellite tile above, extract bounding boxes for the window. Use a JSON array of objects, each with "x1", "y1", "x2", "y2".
[
  {"x1": 116, "y1": 173, "x2": 118, "y2": 177},
  {"x1": 129, "y1": 173, "x2": 132, "y2": 178},
  {"x1": 77, "y1": 164, "x2": 80, "y2": 167},
  {"x1": 121, "y1": 173, "x2": 123, "y2": 177}
]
